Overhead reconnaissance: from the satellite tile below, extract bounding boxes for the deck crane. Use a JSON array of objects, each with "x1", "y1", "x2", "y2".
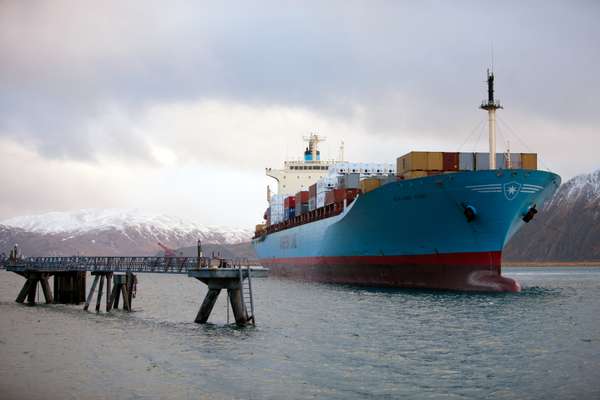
[{"x1": 157, "y1": 242, "x2": 177, "y2": 257}]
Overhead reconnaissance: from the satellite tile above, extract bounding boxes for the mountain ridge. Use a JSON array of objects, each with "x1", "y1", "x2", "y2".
[
  {"x1": 0, "y1": 208, "x2": 253, "y2": 257},
  {"x1": 504, "y1": 169, "x2": 600, "y2": 262}
]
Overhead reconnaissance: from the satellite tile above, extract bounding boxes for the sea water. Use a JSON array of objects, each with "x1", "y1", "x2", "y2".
[{"x1": 0, "y1": 267, "x2": 599, "y2": 399}]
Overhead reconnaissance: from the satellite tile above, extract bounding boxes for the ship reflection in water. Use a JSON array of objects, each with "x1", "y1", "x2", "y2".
[{"x1": 1, "y1": 267, "x2": 599, "y2": 399}]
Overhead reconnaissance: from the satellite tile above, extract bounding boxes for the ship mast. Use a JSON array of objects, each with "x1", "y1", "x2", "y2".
[
  {"x1": 480, "y1": 69, "x2": 503, "y2": 169},
  {"x1": 303, "y1": 133, "x2": 326, "y2": 161}
]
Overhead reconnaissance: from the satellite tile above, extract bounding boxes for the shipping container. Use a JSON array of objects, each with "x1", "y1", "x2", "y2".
[
  {"x1": 458, "y1": 152, "x2": 475, "y2": 171},
  {"x1": 475, "y1": 153, "x2": 489, "y2": 170},
  {"x1": 521, "y1": 153, "x2": 537, "y2": 170},
  {"x1": 337, "y1": 173, "x2": 360, "y2": 189},
  {"x1": 295, "y1": 190, "x2": 309, "y2": 204},
  {"x1": 325, "y1": 189, "x2": 344, "y2": 205},
  {"x1": 316, "y1": 191, "x2": 327, "y2": 208},
  {"x1": 509, "y1": 153, "x2": 522, "y2": 169},
  {"x1": 474, "y1": 153, "x2": 507, "y2": 170},
  {"x1": 309, "y1": 183, "x2": 317, "y2": 198},
  {"x1": 308, "y1": 198, "x2": 316, "y2": 211},
  {"x1": 496, "y1": 153, "x2": 521, "y2": 169},
  {"x1": 360, "y1": 177, "x2": 381, "y2": 193},
  {"x1": 442, "y1": 152, "x2": 459, "y2": 171},
  {"x1": 397, "y1": 152, "x2": 428, "y2": 173},
  {"x1": 427, "y1": 152, "x2": 443, "y2": 170},
  {"x1": 299, "y1": 204, "x2": 309, "y2": 215},
  {"x1": 287, "y1": 208, "x2": 295, "y2": 220},
  {"x1": 284, "y1": 196, "x2": 296, "y2": 209},
  {"x1": 317, "y1": 176, "x2": 337, "y2": 193},
  {"x1": 255, "y1": 224, "x2": 266, "y2": 235}
]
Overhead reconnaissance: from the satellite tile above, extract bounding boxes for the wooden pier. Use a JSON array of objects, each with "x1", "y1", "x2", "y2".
[{"x1": 3, "y1": 253, "x2": 268, "y2": 326}]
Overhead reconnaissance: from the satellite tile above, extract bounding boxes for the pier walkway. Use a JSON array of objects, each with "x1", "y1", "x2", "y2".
[{"x1": 3, "y1": 255, "x2": 268, "y2": 326}]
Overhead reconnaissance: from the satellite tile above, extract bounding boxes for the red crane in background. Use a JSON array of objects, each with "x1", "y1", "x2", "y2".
[{"x1": 157, "y1": 242, "x2": 177, "y2": 257}]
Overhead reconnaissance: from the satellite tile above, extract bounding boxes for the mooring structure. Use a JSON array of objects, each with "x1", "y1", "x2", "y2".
[{"x1": 3, "y1": 253, "x2": 268, "y2": 326}]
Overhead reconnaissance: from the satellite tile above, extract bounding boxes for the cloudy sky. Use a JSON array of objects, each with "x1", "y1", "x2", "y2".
[{"x1": 1, "y1": 1, "x2": 598, "y2": 228}]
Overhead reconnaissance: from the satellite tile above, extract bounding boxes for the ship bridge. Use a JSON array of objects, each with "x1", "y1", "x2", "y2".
[{"x1": 266, "y1": 134, "x2": 339, "y2": 196}]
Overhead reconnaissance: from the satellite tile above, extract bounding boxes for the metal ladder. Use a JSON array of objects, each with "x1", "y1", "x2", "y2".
[{"x1": 238, "y1": 263, "x2": 255, "y2": 325}]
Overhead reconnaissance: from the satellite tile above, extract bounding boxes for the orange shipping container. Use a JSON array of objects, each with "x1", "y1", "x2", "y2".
[
  {"x1": 521, "y1": 153, "x2": 538, "y2": 170},
  {"x1": 427, "y1": 152, "x2": 443, "y2": 170},
  {"x1": 360, "y1": 178, "x2": 381, "y2": 193},
  {"x1": 397, "y1": 152, "x2": 428, "y2": 173}
]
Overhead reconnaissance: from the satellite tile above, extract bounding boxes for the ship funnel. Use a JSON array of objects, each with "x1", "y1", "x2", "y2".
[{"x1": 303, "y1": 133, "x2": 326, "y2": 161}]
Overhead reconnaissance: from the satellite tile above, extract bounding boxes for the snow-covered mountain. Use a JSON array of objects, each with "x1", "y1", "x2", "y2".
[
  {"x1": 504, "y1": 169, "x2": 600, "y2": 262},
  {"x1": 0, "y1": 209, "x2": 254, "y2": 256}
]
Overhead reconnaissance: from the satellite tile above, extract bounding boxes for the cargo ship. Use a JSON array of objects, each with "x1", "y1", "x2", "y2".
[{"x1": 252, "y1": 71, "x2": 561, "y2": 292}]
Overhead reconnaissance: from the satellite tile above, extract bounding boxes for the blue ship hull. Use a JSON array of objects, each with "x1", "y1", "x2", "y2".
[{"x1": 253, "y1": 169, "x2": 561, "y2": 291}]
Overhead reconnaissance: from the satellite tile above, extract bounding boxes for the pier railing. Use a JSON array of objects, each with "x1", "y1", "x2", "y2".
[{"x1": 3, "y1": 256, "x2": 253, "y2": 274}]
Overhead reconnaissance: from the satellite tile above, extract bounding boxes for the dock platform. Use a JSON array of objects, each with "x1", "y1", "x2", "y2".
[{"x1": 2, "y1": 255, "x2": 268, "y2": 326}]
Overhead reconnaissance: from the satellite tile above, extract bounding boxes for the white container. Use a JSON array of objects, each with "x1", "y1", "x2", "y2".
[{"x1": 316, "y1": 191, "x2": 326, "y2": 208}]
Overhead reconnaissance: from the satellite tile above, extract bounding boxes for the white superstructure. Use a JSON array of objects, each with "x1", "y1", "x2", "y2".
[{"x1": 266, "y1": 134, "x2": 336, "y2": 197}]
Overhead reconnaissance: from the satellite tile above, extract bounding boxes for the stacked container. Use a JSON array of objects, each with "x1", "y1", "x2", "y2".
[
  {"x1": 324, "y1": 188, "x2": 362, "y2": 206},
  {"x1": 308, "y1": 183, "x2": 317, "y2": 211},
  {"x1": 337, "y1": 173, "x2": 360, "y2": 189},
  {"x1": 442, "y1": 152, "x2": 459, "y2": 171},
  {"x1": 396, "y1": 152, "x2": 444, "y2": 174},
  {"x1": 397, "y1": 151, "x2": 538, "y2": 179},
  {"x1": 295, "y1": 191, "x2": 309, "y2": 216},
  {"x1": 521, "y1": 153, "x2": 537, "y2": 169},
  {"x1": 269, "y1": 194, "x2": 286, "y2": 224},
  {"x1": 360, "y1": 177, "x2": 381, "y2": 193},
  {"x1": 284, "y1": 196, "x2": 296, "y2": 220}
]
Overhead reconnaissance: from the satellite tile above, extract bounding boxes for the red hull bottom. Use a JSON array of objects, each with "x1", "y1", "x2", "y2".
[{"x1": 260, "y1": 251, "x2": 520, "y2": 292}]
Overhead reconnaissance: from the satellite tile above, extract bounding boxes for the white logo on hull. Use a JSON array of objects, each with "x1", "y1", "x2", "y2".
[
  {"x1": 503, "y1": 181, "x2": 522, "y2": 200},
  {"x1": 465, "y1": 182, "x2": 543, "y2": 199}
]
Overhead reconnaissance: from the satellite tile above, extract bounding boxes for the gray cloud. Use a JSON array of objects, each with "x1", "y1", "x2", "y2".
[{"x1": 1, "y1": 0, "x2": 599, "y2": 161}]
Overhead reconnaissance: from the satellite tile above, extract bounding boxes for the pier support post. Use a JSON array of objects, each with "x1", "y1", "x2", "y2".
[
  {"x1": 107, "y1": 274, "x2": 134, "y2": 312},
  {"x1": 195, "y1": 288, "x2": 221, "y2": 323},
  {"x1": 227, "y1": 288, "x2": 249, "y2": 326},
  {"x1": 15, "y1": 272, "x2": 53, "y2": 305},
  {"x1": 85, "y1": 272, "x2": 120, "y2": 312},
  {"x1": 54, "y1": 272, "x2": 86, "y2": 304},
  {"x1": 191, "y1": 274, "x2": 251, "y2": 327}
]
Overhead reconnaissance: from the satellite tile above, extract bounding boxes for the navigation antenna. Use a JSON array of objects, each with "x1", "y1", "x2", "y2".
[
  {"x1": 339, "y1": 140, "x2": 345, "y2": 162},
  {"x1": 480, "y1": 69, "x2": 503, "y2": 169}
]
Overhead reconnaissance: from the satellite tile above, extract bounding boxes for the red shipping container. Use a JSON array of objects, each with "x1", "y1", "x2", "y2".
[
  {"x1": 442, "y1": 152, "x2": 459, "y2": 171},
  {"x1": 284, "y1": 196, "x2": 296, "y2": 209},
  {"x1": 325, "y1": 189, "x2": 345, "y2": 205},
  {"x1": 345, "y1": 189, "x2": 361, "y2": 203},
  {"x1": 295, "y1": 191, "x2": 309, "y2": 205},
  {"x1": 309, "y1": 183, "x2": 317, "y2": 199}
]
